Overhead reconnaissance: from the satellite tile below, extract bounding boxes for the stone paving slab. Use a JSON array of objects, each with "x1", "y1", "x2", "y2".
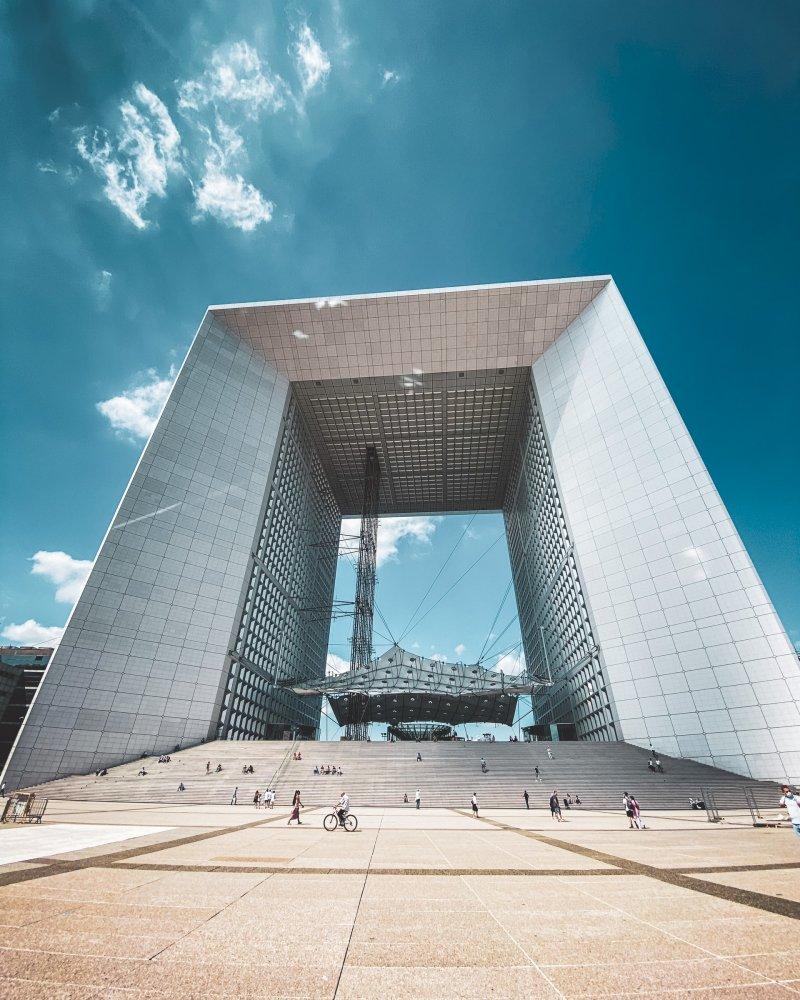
[{"x1": 0, "y1": 802, "x2": 799, "y2": 998}]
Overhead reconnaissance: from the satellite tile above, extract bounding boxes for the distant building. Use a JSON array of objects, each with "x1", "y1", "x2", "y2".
[{"x1": 0, "y1": 647, "x2": 52, "y2": 765}]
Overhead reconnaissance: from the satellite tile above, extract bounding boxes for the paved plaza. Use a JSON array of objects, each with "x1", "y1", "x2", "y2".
[{"x1": 0, "y1": 801, "x2": 798, "y2": 997}]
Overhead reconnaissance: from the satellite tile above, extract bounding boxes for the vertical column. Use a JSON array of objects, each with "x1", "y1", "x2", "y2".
[
  {"x1": 533, "y1": 280, "x2": 800, "y2": 781},
  {"x1": 2, "y1": 318, "x2": 289, "y2": 790},
  {"x1": 346, "y1": 446, "x2": 380, "y2": 740}
]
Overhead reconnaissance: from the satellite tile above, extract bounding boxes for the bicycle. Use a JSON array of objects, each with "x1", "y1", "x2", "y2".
[{"x1": 323, "y1": 810, "x2": 358, "y2": 832}]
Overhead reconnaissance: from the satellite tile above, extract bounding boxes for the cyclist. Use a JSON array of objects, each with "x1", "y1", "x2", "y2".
[{"x1": 336, "y1": 790, "x2": 350, "y2": 827}]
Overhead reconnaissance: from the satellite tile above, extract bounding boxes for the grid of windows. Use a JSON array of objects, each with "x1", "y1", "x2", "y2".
[
  {"x1": 504, "y1": 384, "x2": 617, "y2": 741},
  {"x1": 219, "y1": 397, "x2": 340, "y2": 740},
  {"x1": 293, "y1": 369, "x2": 529, "y2": 514}
]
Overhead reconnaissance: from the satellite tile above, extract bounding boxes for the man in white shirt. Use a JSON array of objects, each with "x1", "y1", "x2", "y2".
[
  {"x1": 415, "y1": 788, "x2": 421, "y2": 810},
  {"x1": 337, "y1": 791, "x2": 350, "y2": 826},
  {"x1": 780, "y1": 785, "x2": 800, "y2": 837}
]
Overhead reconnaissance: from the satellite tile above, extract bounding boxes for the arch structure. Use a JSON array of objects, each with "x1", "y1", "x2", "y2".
[{"x1": 3, "y1": 277, "x2": 798, "y2": 790}]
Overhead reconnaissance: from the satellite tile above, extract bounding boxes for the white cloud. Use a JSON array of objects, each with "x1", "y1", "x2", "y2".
[
  {"x1": 430, "y1": 652, "x2": 447, "y2": 662},
  {"x1": 340, "y1": 516, "x2": 438, "y2": 568},
  {"x1": 190, "y1": 117, "x2": 274, "y2": 232},
  {"x1": 0, "y1": 620, "x2": 64, "y2": 646},
  {"x1": 96, "y1": 367, "x2": 176, "y2": 440},
  {"x1": 178, "y1": 41, "x2": 287, "y2": 118},
  {"x1": 36, "y1": 160, "x2": 58, "y2": 174},
  {"x1": 194, "y1": 157, "x2": 273, "y2": 231},
  {"x1": 381, "y1": 69, "x2": 400, "y2": 86},
  {"x1": 77, "y1": 83, "x2": 182, "y2": 229},
  {"x1": 314, "y1": 296, "x2": 347, "y2": 309},
  {"x1": 326, "y1": 652, "x2": 349, "y2": 675},
  {"x1": 293, "y1": 22, "x2": 331, "y2": 95},
  {"x1": 31, "y1": 550, "x2": 93, "y2": 604},
  {"x1": 493, "y1": 650, "x2": 526, "y2": 676},
  {"x1": 454, "y1": 643, "x2": 466, "y2": 658}
]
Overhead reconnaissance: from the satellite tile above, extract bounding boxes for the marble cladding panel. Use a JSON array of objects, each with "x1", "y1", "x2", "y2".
[{"x1": 533, "y1": 281, "x2": 800, "y2": 782}]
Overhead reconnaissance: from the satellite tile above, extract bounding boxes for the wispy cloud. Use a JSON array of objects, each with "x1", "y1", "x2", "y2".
[
  {"x1": 494, "y1": 650, "x2": 526, "y2": 676},
  {"x1": 381, "y1": 69, "x2": 400, "y2": 86},
  {"x1": 76, "y1": 83, "x2": 183, "y2": 229},
  {"x1": 454, "y1": 643, "x2": 466, "y2": 658},
  {"x1": 194, "y1": 157, "x2": 273, "y2": 231},
  {"x1": 31, "y1": 550, "x2": 93, "y2": 604},
  {"x1": 326, "y1": 652, "x2": 349, "y2": 675},
  {"x1": 293, "y1": 22, "x2": 331, "y2": 96},
  {"x1": 93, "y1": 269, "x2": 112, "y2": 308},
  {"x1": 178, "y1": 41, "x2": 287, "y2": 118},
  {"x1": 340, "y1": 516, "x2": 438, "y2": 568},
  {"x1": 191, "y1": 118, "x2": 274, "y2": 231},
  {"x1": 36, "y1": 160, "x2": 58, "y2": 174},
  {"x1": 96, "y1": 366, "x2": 176, "y2": 440},
  {"x1": 0, "y1": 619, "x2": 64, "y2": 646}
]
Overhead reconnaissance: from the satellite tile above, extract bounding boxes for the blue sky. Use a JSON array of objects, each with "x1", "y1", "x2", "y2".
[{"x1": 1, "y1": 1, "x2": 798, "y2": 708}]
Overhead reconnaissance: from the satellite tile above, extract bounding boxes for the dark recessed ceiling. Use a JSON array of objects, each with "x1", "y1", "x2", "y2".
[{"x1": 292, "y1": 367, "x2": 531, "y2": 515}]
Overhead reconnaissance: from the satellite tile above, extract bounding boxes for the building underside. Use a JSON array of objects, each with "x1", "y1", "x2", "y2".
[{"x1": 3, "y1": 277, "x2": 799, "y2": 791}]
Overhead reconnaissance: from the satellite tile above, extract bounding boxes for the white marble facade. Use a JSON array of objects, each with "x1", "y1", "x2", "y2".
[{"x1": 533, "y1": 281, "x2": 800, "y2": 782}]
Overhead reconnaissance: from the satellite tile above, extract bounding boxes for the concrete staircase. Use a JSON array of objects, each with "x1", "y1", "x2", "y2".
[{"x1": 20, "y1": 739, "x2": 781, "y2": 812}]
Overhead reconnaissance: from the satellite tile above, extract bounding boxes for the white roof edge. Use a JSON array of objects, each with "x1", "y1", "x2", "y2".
[{"x1": 207, "y1": 275, "x2": 613, "y2": 312}]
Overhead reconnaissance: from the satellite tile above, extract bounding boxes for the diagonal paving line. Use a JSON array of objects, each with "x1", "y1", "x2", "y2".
[
  {"x1": 0, "y1": 808, "x2": 318, "y2": 890},
  {"x1": 552, "y1": 871, "x2": 800, "y2": 997},
  {"x1": 461, "y1": 811, "x2": 800, "y2": 920},
  {"x1": 332, "y1": 809, "x2": 383, "y2": 1000}
]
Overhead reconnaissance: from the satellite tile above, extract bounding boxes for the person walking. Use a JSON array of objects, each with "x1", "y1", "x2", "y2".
[
  {"x1": 623, "y1": 792, "x2": 635, "y2": 829},
  {"x1": 534, "y1": 766, "x2": 540, "y2": 782},
  {"x1": 230, "y1": 786, "x2": 238, "y2": 806},
  {"x1": 205, "y1": 761, "x2": 210, "y2": 774},
  {"x1": 415, "y1": 787, "x2": 421, "y2": 810},
  {"x1": 779, "y1": 785, "x2": 800, "y2": 837},
  {"x1": 546, "y1": 747, "x2": 554, "y2": 760},
  {"x1": 471, "y1": 792, "x2": 479, "y2": 818},
  {"x1": 253, "y1": 789, "x2": 261, "y2": 808},
  {"x1": 549, "y1": 790, "x2": 563, "y2": 822},
  {"x1": 630, "y1": 795, "x2": 646, "y2": 829},
  {"x1": 523, "y1": 789, "x2": 529, "y2": 809},
  {"x1": 287, "y1": 789, "x2": 303, "y2": 825}
]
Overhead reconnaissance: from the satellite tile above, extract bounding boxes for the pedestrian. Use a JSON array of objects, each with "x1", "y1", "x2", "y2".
[
  {"x1": 206, "y1": 761, "x2": 210, "y2": 774},
  {"x1": 416, "y1": 751, "x2": 422, "y2": 762},
  {"x1": 779, "y1": 785, "x2": 800, "y2": 837},
  {"x1": 268, "y1": 789, "x2": 275, "y2": 809},
  {"x1": 562, "y1": 796, "x2": 570, "y2": 810},
  {"x1": 655, "y1": 758, "x2": 664, "y2": 774},
  {"x1": 471, "y1": 792, "x2": 479, "y2": 818},
  {"x1": 231, "y1": 786, "x2": 238, "y2": 805},
  {"x1": 630, "y1": 795, "x2": 646, "y2": 829},
  {"x1": 623, "y1": 792, "x2": 635, "y2": 829},
  {"x1": 534, "y1": 766, "x2": 540, "y2": 781},
  {"x1": 546, "y1": 747, "x2": 553, "y2": 760},
  {"x1": 523, "y1": 789, "x2": 529, "y2": 809},
  {"x1": 178, "y1": 782, "x2": 185, "y2": 792},
  {"x1": 253, "y1": 789, "x2": 261, "y2": 808},
  {"x1": 575, "y1": 794, "x2": 581, "y2": 806},
  {"x1": 288, "y1": 789, "x2": 303, "y2": 825},
  {"x1": 549, "y1": 790, "x2": 563, "y2": 822},
  {"x1": 415, "y1": 787, "x2": 421, "y2": 810}
]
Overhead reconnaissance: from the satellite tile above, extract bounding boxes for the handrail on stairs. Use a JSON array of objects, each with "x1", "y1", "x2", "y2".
[{"x1": 263, "y1": 737, "x2": 299, "y2": 798}]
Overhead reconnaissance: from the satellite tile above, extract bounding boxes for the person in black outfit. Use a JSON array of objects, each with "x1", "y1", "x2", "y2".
[{"x1": 523, "y1": 790, "x2": 529, "y2": 809}]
